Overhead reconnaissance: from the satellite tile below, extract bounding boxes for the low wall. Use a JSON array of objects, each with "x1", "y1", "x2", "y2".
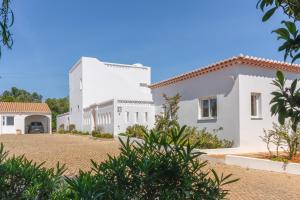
[{"x1": 225, "y1": 155, "x2": 300, "y2": 175}]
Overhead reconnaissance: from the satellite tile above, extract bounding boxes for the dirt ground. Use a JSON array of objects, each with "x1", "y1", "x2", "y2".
[{"x1": 1, "y1": 134, "x2": 300, "y2": 200}]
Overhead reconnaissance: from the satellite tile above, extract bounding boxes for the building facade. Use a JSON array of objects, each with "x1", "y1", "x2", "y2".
[
  {"x1": 57, "y1": 54, "x2": 300, "y2": 151},
  {"x1": 57, "y1": 57, "x2": 154, "y2": 134},
  {"x1": 0, "y1": 102, "x2": 52, "y2": 134}
]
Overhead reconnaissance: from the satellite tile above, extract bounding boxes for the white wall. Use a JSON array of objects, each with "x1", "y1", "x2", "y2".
[
  {"x1": 82, "y1": 99, "x2": 155, "y2": 136},
  {"x1": 114, "y1": 100, "x2": 155, "y2": 135},
  {"x1": 69, "y1": 59, "x2": 83, "y2": 131},
  {"x1": 81, "y1": 58, "x2": 152, "y2": 108},
  {"x1": 83, "y1": 101, "x2": 114, "y2": 133},
  {"x1": 152, "y1": 63, "x2": 300, "y2": 151},
  {"x1": 237, "y1": 64, "x2": 298, "y2": 150},
  {"x1": 68, "y1": 57, "x2": 152, "y2": 132},
  {"x1": 151, "y1": 66, "x2": 240, "y2": 146},
  {"x1": 0, "y1": 114, "x2": 24, "y2": 134},
  {"x1": 56, "y1": 113, "x2": 70, "y2": 131}
]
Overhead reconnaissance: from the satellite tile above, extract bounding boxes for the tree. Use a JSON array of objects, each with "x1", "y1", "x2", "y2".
[
  {"x1": 257, "y1": 0, "x2": 300, "y2": 62},
  {"x1": 154, "y1": 93, "x2": 181, "y2": 131},
  {"x1": 270, "y1": 71, "x2": 300, "y2": 159},
  {"x1": 270, "y1": 71, "x2": 300, "y2": 131},
  {"x1": 0, "y1": 0, "x2": 13, "y2": 57},
  {"x1": 45, "y1": 97, "x2": 69, "y2": 130},
  {"x1": 0, "y1": 87, "x2": 42, "y2": 102}
]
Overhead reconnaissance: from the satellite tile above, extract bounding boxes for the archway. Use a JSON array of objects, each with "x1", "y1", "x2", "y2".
[{"x1": 24, "y1": 115, "x2": 50, "y2": 134}]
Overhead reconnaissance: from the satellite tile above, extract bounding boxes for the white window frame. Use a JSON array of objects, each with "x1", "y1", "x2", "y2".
[
  {"x1": 144, "y1": 112, "x2": 148, "y2": 123},
  {"x1": 135, "y1": 112, "x2": 139, "y2": 123},
  {"x1": 199, "y1": 97, "x2": 217, "y2": 120},
  {"x1": 125, "y1": 112, "x2": 129, "y2": 123},
  {"x1": 79, "y1": 78, "x2": 83, "y2": 90},
  {"x1": 251, "y1": 93, "x2": 262, "y2": 118},
  {"x1": 3, "y1": 116, "x2": 14, "y2": 126}
]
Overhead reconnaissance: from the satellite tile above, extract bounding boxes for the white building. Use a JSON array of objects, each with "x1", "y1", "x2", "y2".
[
  {"x1": 57, "y1": 57, "x2": 154, "y2": 134},
  {"x1": 0, "y1": 102, "x2": 52, "y2": 134},
  {"x1": 57, "y1": 54, "x2": 300, "y2": 151}
]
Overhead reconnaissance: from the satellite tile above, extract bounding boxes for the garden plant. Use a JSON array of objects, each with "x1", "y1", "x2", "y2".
[{"x1": 0, "y1": 126, "x2": 238, "y2": 199}]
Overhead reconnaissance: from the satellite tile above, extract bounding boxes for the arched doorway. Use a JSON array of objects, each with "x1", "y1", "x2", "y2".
[{"x1": 24, "y1": 115, "x2": 50, "y2": 134}]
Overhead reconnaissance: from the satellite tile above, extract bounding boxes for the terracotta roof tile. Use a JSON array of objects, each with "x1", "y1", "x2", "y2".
[
  {"x1": 0, "y1": 102, "x2": 51, "y2": 113},
  {"x1": 149, "y1": 54, "x2": 300, "y2": 89}
]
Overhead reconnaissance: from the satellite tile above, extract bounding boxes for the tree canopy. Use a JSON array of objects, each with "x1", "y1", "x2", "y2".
[
  {"x1": 0, "y1": 87, "x2": 69, "y2": 130},
  {"x1": 0, "y1": 87, "x2": 42, "y2": 102},
  {"x1": 45, "y1": 97, "x2": 69, "y2": 130},
  {"x1": 258, "y1": 0, "x2": 300, "y2": 62}
]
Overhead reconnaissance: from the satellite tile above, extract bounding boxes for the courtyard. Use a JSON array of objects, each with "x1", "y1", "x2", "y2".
[{"x1": 0, "y1": 134, "x2": 299, "y2": 200}]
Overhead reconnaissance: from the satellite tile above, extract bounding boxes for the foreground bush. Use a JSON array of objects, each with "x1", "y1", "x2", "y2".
[
  {"x1": 66, "y1": 126, "x2": 238, "y2": 199},
  {"x1": 0, "y1": 144, "x2": 66, "y2": 200},
  {"x1": 0, "y1": 126, "x2": 237, "y2": 199}
]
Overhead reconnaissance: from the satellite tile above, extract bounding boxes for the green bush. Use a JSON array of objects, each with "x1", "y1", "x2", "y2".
[
  {"x1": 184, "y1": 126, "x2": 233, "y2": 149},
  {"x1": 92, "y1": 131, "x2": 113, "y2": 139},
  {"x1": 270, "y1": 156, "x2": 288, "y2": 164},
  {"x1": 68, "y1": 124, "x2": 76, "y2": 132},
  {"x1": 123, "y1": 124, "x2": 147, "y2": 139},
  {"x1": 261, "y1": 122, "x2": 300, "y2": 160},
  {"x1": 65, "y1": 126, "x2": 238, "y2": 199},
  {"x1": 0, "y1": 143, "x2": 66, "y2": 200},
  {"x1": 0, "y1": 126, "x2": 238, "y2": 199},
  {"x1": 58, "y1": 130, "x2": 68, "y2": 134},
  {"x1": 123, "y1": 125, "x2": 233, "y2": 149},
  {"x1": 72, "y1": 131, "x2": 89, "y2": 136},
  {"x1": 59, "y1": 124, "x2": 65, "y2": 131}
]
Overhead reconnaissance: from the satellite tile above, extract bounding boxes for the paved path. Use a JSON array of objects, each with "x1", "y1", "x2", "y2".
[{"x1": 1, "y1": 134, "x2": 300, "y2": 200}]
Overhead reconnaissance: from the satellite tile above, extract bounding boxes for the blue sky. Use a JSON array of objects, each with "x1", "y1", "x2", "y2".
[{"x1": 0, "y1": 0, "x2": 288, "y2": 99}]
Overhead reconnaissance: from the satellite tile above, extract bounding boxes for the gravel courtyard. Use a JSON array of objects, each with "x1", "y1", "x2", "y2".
[{"x1": 0, "y1": 134, "x2": 300, "y2": 200}]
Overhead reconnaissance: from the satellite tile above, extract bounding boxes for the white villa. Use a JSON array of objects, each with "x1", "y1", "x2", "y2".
[{"x1": 57, "y1": 54, "x2": 300, "y2": 151}]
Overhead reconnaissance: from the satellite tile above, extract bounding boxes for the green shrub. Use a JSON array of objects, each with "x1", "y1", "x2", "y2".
[
  {"x1": 0, "y1": 143, "x2": 66, "y2": 200},
  {"x1": 58, "y1": 130, "x2": 68, "y2": 134},
  {"x1": 59, "y1": 124, "x2": 65, "y2": 131},
  {"x1": 64, "y1": 126, "x2": 238, "y2": 199},
  {"x1": 72, "y1": 131, "x2": 89, "y2": 136},
  {"x1": 262, "y1": 122, "x2": 300, "y2": 160},
  {"x1": 68, "y1": 124, "x2": 76, "y2": 132},
  {"x1": 124, "y1": 124, "x2": 147, "y2": 139},
  {"x1": 270, "y1": 156, "x2": 288, "y2": 164},
  {"x1": 92, "y1": 131, "x2": 113, "y2": 139},
  {"x1": 184, "y1": 126, "x2": 233, "y2": 149},
  {"x1": 0, "y1": 125, "x2": 237, "y2": 199}
]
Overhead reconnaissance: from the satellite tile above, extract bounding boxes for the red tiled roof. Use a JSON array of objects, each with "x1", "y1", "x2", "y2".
[
  {"x1": 149, "y1": 54, "x2": 300, "y2": 89},
  {"x1": 0, "y1": 102, "x2": 51, "y2": 113}
]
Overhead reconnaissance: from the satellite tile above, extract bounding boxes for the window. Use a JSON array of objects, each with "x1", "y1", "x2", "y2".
[
  {"x1": 135, "y1": 112, "x2": 139, "y2": 123},
  {"x1": 251, "y1": 93, "x2": 261, "y2": 118},
  {"x1": 125, "y1": 112, "x2": 129, "y2": 123},
  {"x1": 101, "y1": 115, "x2": 104, "y2": 124},
  {"x1": 108, "y1": 113, "x2": 111, "y2": 124},
  {"x1": 2, "y1": 116, "x2": 14, "y2": 126},
  {"x1": 144, "y1": 112, "x2": 148, "y2": 122},
  {"x1": 79, "y1": 78, "x2": 82, "y2": 90},
  {"x1": 199, "y1": 97, "x2": 217, "y2": 119}
]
